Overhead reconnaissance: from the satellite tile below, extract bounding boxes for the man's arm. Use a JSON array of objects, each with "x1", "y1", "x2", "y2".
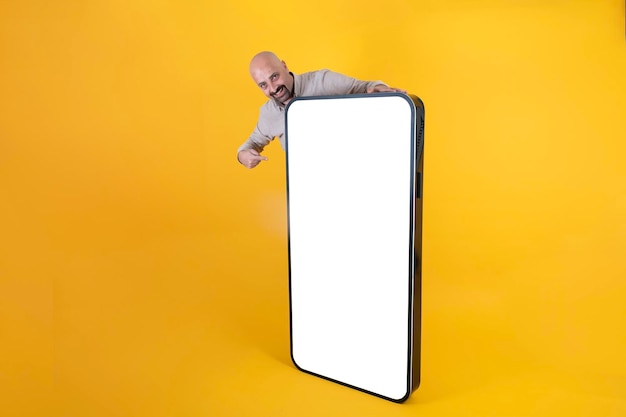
[
  {"x1": 237, "y1": 116, "x2": 272, "y2": 169},
  {"x1": 318, "y1": 69, "x2": 405, "y2": 95}
]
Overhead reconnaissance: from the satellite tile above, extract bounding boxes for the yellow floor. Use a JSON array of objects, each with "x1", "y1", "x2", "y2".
[{"x1": 22, "y1": 232, "x2": 616, "y2": 416}]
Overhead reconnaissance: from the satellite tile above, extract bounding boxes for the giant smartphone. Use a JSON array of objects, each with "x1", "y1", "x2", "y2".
[{"x1": 285, "y1": 93, "x2": 424, "y2": 402}]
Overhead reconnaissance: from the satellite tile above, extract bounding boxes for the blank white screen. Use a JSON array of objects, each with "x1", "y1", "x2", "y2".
[{"x1": 287, "y1": 95, "x2": 415, "y2": 401}]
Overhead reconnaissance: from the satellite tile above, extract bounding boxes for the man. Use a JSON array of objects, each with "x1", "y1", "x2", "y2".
[{"x1": 237, "y1": 51, "x2": 405, "y2": 169}]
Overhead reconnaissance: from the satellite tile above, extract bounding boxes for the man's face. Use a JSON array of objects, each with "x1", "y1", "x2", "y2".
[{"x1": 250, "y1": 58, "x2": 294, "y2": 105}]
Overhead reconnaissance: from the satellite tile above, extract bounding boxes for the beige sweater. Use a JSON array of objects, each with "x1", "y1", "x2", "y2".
[{"x1": 238, "y1": 69, "x2": 385, "y2": 156}]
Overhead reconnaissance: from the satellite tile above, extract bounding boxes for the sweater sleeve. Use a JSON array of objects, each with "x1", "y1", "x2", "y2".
[
  {"x1": 237, "y1": 106, "x2": 274, "y2": 156},
  {"x1": 237, "y1": 123, "x2": 271, "y2": 154},
  {"x1": 318, "y1": 69, "x2": 387, "y2": 95}
]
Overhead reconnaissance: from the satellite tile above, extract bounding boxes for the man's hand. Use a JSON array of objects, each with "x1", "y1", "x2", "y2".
[
  {"x1": 366, "y1": 84, "x2": 407, "y2": 94},
  {"x1": 238, "y1": 149, "x2": 268, "y2": 169}
]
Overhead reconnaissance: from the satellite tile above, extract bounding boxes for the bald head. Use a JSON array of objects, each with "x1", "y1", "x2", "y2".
[
  {"x1": 249, "y1": 51, "x2": 294, "y2": 105},
  {"x1": 249, "y1": 51, "x2": 282, "y2": 74}
]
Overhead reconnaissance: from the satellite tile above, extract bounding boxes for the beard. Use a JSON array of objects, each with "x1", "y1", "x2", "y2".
[{"x1": 270, "y1": 85, "x2": 293, "y2": 103}]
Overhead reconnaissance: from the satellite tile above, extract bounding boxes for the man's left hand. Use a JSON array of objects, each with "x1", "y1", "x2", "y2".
[{"x1": 366, "y1": 84, "x2": 407, "y2": 94}]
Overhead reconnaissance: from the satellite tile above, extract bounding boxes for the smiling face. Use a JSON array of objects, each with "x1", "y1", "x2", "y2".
[{"x1": 249, "y1": 52, "x2": 295, "y2": 105}]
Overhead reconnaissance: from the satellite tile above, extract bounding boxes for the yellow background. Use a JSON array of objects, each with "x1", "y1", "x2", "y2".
[{"x1": 1, "y1": 0, "x2": 625, "y2": 416}]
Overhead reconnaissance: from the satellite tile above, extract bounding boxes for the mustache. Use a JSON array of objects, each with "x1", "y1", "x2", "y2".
[{"x1": 270, "y1": 85, "x2": 291, "y2": 97}]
